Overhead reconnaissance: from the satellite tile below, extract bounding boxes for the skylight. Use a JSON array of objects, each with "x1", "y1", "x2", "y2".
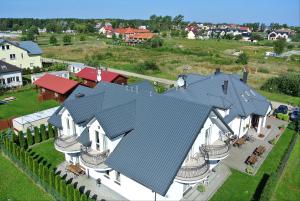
[
  {"x1": 241, "y1": 94, "x2": 248, "y2": 102},
  {"x1": 250, "y1": 89, "x2": 256, "y2": 96}
]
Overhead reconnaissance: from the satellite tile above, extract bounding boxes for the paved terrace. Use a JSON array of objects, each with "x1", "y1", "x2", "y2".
[
  {"x1": 223, "y1": 117, "x2": 288, "y2": 174},
  {"x1": 42, "y1": 57, "x2": 176, "y2": 86},
  {"x1": 56, "y1": 162, "x2": 127, "y2": 201}
]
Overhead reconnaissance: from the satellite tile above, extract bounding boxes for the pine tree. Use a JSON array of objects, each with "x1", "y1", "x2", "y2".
[
  {"x1": 60, "y1": 180, "x2": 67, "y2": 198},
  {"x1": 55, "y1": 175, "x2": 61, "y2": 193},
  {"x1": 43, "y1": 166, "x2": 49, "y2": 184},
  {"x1": 34, "y1": 126, "x2": 41, "y2": 143},
  {"x1": 26, "y1": 128, "x2": 34, "y2": 146},
  {"x1": 18, "y1": 131, "x2": 27, "y2": 148},
  {"x1": 40, "y1": 124, "x2": 47, "y2": 141},
  {"x1": 48, "y1": 124, "x2": 54, "y2": 138},
  {"x1": 74, "y1": 189, "x2": 81, "y2": 201},
  {"x1": 67, "y1": 184, "x2": 74, "y2": 201},
  {"x1": 38, "y1": 163, "x2": 44, "y2": 179},
  {"x1": 11, "y1": 132, "x2": 17, "y2": 143},
  {"x1": 80, "y1": 194, "x2": 88, "y2": 201},
  {"x1": 49, "y1": 170, "x2": 55, "y2": 189}
]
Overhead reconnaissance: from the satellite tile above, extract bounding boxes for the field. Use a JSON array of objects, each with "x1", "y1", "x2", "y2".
[
  {"x1": 211, "y1": 128, "x2": 295, "y2": 201},
  {"x1": 0, "y1": 154, "x2": 54, "y2": 201},
  {"x1": 272, "y1": 135, "x2": 300, "y2": 201},
  {"x1": 39, "y1": 33, "x2": 300, "y2": 89},
  {"x1": 0, "y1": 88, "x2": 59, "y2": 119},
  {"x1": 30, "y1": 139, "x2": 65, "y2": 168},
  {"x1": 258, "y1": 90, "x2": 300, "y2": 106}
]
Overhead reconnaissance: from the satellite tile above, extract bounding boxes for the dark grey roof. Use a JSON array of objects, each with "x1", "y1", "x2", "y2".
[
  {"x1": 78, "y1": 127, "x2": 91, "y2": 147},
  {"x1": 0, "y1": 39, "x2": 42, "y2": 55},
  {"x1": 0, "y1": 60, "x2": 22, "y2": 74},
  {"x1": 128, "y1": 80, "x2": 155, "y2": 94},
  {"x1": 48, "y1": 106, "x2": 63, "y2": 128},
  {"x1": 164, "y1": 73, "x2": 271, "y2": 122},
  {"x1": 105, "y1": 94, "x2": 213, "y2": 196},
  {"x1": 95, "y1": 100, "x2": 136, "y2": 140}
]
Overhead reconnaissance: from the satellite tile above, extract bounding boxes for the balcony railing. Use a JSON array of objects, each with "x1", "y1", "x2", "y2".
[
  {"x1": 176, "y1": 160, "x2": 209, "y2": 182},
  {"x1": 80, "y1": 147, "x2": 110, "y2": 169},
  {"x1": 201, "y1": 140, "x2": 230, "y2": 159},
  {"x1": 55, "y1": 135, "x2": 79, "y2": 148}
]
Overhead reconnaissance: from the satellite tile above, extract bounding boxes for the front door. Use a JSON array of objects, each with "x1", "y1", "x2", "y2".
[{"x1": 251, "y1": 115, "x2": 259, "y2": 128}]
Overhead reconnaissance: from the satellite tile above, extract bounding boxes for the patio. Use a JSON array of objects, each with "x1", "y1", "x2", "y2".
[
  {"x1": 56, "y1": 162, "x2": 127, "y2": 201},
  {"x1": 223, "y1": 117, "x2": 288, "y2": 174}
]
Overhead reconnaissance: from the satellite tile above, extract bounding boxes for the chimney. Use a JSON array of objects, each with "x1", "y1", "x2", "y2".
[
  {"x1": 177, "y1": 75, "x2": 187, "y2": 89},
  {"x1": 215, "y1": 68, "x2": 221, "y2": 75},
  {"x1": 222, "y1": 80, "x2": 228, "y2": 95},
  {"x1": 242, "y1": 66, "x2": 249, "y2": 83},
  {"x1": 97, "y1": 68, "x2": 102, "y2": 82}
]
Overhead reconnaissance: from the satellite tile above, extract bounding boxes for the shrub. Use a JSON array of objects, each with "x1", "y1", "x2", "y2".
[
  {"x1": 60, "y1": 180, "x2": 67, "y2": 198},
  {"x1": 49, "y1": 170, "x2": 55, "y2": 189},
  {"x1": 74, "y1": 188, "x2": 81, "y2": 201},
  {"x1": 137, "y1": 60, "x2": 160, "y2": 73},
  {"x1": 80, "y1": 194, "x2": 88, "y2": 201},
  {"x1": 34, "y1": 126, "x2": 41, "y2": 143},
  {"x1": 18, "y1": 131, "x2": 26, "y2": 148},
  {"x1": 258, "y1": 67, "x2": 270, "y2": 74},
  {"x1": 49, "y1": 35, "x2": 58, "y2": 46},
  {"x1": 26, "y1": 128, "x2": 34, "y2": 146},
  {"x1": 273, "y1": 39, "x2": 286, "y2": 54},
  {"x1": 55, "y1": 175, "x2": 61, "y2": 193},
  {"x1": 63, "y1": 35, "x2": 72, "y2": 45},
  {"x1": 67, "y1": 184, "x2": 74, "y2": 201},
  {"x1": 236, "y1": 52, "x2": 248, "y2": 65},
  {"x1": 245, "y1": 165, "x2": 255, "y2": 174},
  {"x1": 277, "y1": 113, "x2": 289, "y2": 121},
  {"x1": 79, "y1": 35, "x2": 86, "y2": 41},
  {"x1": 267, "y1": 125, "x2": 272, "y2": 129},
  {"x1": 40, "y1": 124, "x2": 48, "y2": 141},
  {"x1": 269, "y1": 138, "x2": 277, "y2": 145},
  {"x1": 197, "y1": 184, "x2": 206, "y2": 192},
  {"x1": 48, "y1": 124, "x2": 54, "y2": 138}
]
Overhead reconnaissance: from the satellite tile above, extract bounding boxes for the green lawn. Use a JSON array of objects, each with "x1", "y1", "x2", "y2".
[
  {"x1": 272, "y1": 135, "x2": 300, "y2": 201},
  {"x1": 0, "y1": 153, "x2": 54, "y2": 201},
  {"x1": 258, "y1": 90, "x2": 300, "y2": 106},
  {"x1": 211, "y1": 128, "x2": 295, "y2": 201},
  {"x1": 30, "y1": 139, "x2": 65, "y2": 168},
  {"x1": 0, "y1": 88, "x2": 59, "y2": 119}
]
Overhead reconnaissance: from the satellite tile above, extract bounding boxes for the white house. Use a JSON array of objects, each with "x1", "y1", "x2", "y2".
[
  {"x1": 187, "y1": 31, "x2": 196, "y2": 39},
  {"x1": 31, "y1": 70, "x2": 69, "y2": 83},
  {"x1": 68, "y1": 62, "x2": 86, "y2": 73},
  {"x1": 268, "y1": 29, "x2": 292, "y2": 41},
  {"x1": 0, "y1": 39, "x2": 42, "y2": 69},
  {"x1": 49, "y1": 81, "x2": 234, "y2": 201},
  {"x1": 0, "y1": 60, "x2": 22, "y2": 88}
]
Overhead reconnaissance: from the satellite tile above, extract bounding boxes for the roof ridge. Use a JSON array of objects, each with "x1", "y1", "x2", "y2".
[{"x1": 228, "y1": 75, "x2": 247, "y2": 116}]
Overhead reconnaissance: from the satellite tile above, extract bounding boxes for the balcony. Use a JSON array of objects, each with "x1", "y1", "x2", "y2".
[
  {"x1": 80, "y1": 147, "x2": 110, "y2": 171},
  {"x1": 54, "y1": 135, "x2": 82, "y2": 153},
  {"x1": 176, "y1": 154, "x2": 210, "y2": 183},
  {"x1": 201, "y1": 140, "x2": 230, "y2": 160}
]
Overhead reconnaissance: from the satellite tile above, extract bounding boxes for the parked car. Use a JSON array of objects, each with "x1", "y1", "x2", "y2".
[
  {"x1": 274, "y1": 105, "x2": 288, "y2": 115},
  {"x1": 0, "y1": 100, "x2": 7, "y2": 105},
  {"x1": 290, "y1": 110, "x2": 299, "y2": 121}
]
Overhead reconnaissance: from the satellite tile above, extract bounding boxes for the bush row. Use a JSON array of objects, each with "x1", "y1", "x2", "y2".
[
  {"x1": 259, "y1": 131, "x2": 298, "y2": 201},
  {"x1": 13, "y1": 124, "x2": 57, "y2": 149},
  {"x1": 276, "y1": 113, "x2": 289, "y2": 121},
  {"x1": 1, "y1": 135, "x2": 95, "y2": 201}
]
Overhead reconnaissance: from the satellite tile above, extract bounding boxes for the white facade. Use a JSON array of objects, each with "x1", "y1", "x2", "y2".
[
  {"x1": 68, "y1": 63, "x2": 85, "y2": 73},
  {"x1": 31, "y1": 71, "x2": 69, "y2": 83},
  {"x1": 187, "y1": 31, "x2": 196, "y2": 39},
  {"x1": 0, "y1": 71, "x2": 22, "y2": 88}
]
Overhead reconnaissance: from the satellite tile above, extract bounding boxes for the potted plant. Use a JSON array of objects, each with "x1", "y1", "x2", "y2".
[
  {"x1": 258, "y1": 133, "x2": 265, "y2": 138},
  {"x1": 245, "y1": 165, "x2": 254, "y2": 175},
  {"x1": 197, "y1": 184, "x2": 206, "y2": 192},
  {"x1": 266, "y1": 125, "x2": 271, "y2": 129}
]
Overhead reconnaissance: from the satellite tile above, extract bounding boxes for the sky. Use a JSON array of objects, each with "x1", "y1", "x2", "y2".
[{"x1": 1, "y1": 0, "x2": 299, "y2": 26}]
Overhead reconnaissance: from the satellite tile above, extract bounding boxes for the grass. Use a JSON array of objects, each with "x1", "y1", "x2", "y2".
[
  {"x1": 258, "y1": 90, "x2": 300, "y2": 106},
  {"x1": 211, "y1": 128, "x2": 295, "y2": 201},
  {"x1": 0, "y1": 153, "x2": 54, "y2": 201},
  {"x1": 0, "y1": 88, "x2": 59, "y2": 119},
  {"x1": 39, "y1": 33, "x2": 300, "y2": 89},
  {"x1": 30, "y1": 139, "x2": 65, "y2": 168},
  {"x1": 272, "y1": 135, "x2": 300, "y2": 201}
]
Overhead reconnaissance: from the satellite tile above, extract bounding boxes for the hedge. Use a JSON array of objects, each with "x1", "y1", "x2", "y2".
[
  {"x1": 277, "y1": 113, "x2": 289, "y2": 121},
  {"x1": 0, "y1": 134, "x2": 96, "y2": 201}
]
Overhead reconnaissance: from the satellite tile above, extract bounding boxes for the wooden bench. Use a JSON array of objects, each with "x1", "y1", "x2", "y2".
[
  {"x1": 246, "y1": 154, "x2": 257, "y2": 165},
  {"x1": 254, "y1": 145, "x2": 266, "y2": 156},
  {"x1": 233, "y1": 137, "x2": 246, "y2": 147},
  {"x1": 67, "y1": 164, "x2": 83, "y2": 176}
]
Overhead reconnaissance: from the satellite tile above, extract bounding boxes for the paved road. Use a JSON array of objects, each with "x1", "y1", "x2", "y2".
[{"x1": 42, "y1": 57, "x2": 176, "y2": 86}]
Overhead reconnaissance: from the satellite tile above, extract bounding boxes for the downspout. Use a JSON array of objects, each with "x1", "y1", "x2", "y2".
[{"x1": 238, "y1": 117, "x2": 242, "y2": 138}]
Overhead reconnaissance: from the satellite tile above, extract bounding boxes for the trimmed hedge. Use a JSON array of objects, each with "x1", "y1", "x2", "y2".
[{"x1": 277, "y1": 113, "x2": 289, "y2": 121}]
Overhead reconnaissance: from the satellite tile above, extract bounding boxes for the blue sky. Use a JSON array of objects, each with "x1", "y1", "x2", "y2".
[{"x1": 1, "y1": 0, "x2": 299, "y2": 25}]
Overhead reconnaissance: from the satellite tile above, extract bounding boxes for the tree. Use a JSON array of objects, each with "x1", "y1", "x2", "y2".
[
  {"x1": 34, "y1": 126, "x2": 41, "y2": 143},
  {"x1": 48, "y1": 124, "x2": 54, "y2": 138},
  {"x1": 273, "y1": 39, "x2": 286, "y2": 54},
  {"x1": 79, "y1": 35, "x2": 85, "y2": 41},
  {"x1": 40, "y1": 124, "x2": 48, "y2": 141},
  {"x1": 80, "y1": 193, "x2": 88, "y2": 201},
  {"x1": 38, "y1": 163, "x2": 44, "y2": 180},
  {"x1": 67, "y1": 184, "x2": 74, "y2": 201},
  {"x1": 26, "y1": 128, "x2": 34, "y2": 146},
  {"x1": 63, "y1": 35, "x2": 72, "y2": 45},
  {"x1": 18, "y1": 131, "x2": 26, "y2": 148},
  {"x1": 49, "y1": 35, "x2": 58, "y2": 45},
  {"x1": 55, "y1": 175, "x2": 61, "y2": 193},
  {"x1": 33, "y1": 159, "x2": 39, "y2": 176},
  {"x1": 236, "y1": 53, "x2": 248, "y2": 65},
  {"x1": 43, "y1": 166, "x2": 49, "y2": 184},
  {"x1": 49, "y1": 170, "x2": 55, "y2": 189},
  {"x1": 74, "y1": 189, "x2": 81, "y2": 201},
  {"x1": 60, "y1": 180, "x2": 67, "y2": 198}
]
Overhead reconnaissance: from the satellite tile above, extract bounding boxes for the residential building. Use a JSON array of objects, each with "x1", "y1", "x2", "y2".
[
  {"x1": 0, "y1": 60, "x2": 22, "y2": 88},
  {"x1": 164, "y1": 68, "x2": 271, "y2": 136},
  {"x1": 49, "y1": 81, "x2": 233, "y2": 201},
  {"x1": 68, "y1": 62, "x2": 86, "y2": 74},
  {"x1": 31, "y1": 70, "x2": 69, "y2": 83},
  {"x1": 268, "y1": 29, "x2": 293, "y2": 41},
  {"x1": 127, "y1": 33, "x2": 155, "y2": 45},
  {"x1": 76, "y1": 67, "x2": 127, "y2": 88},
  {"x1": 34, "y1": 74, "x2": 78, "y2": 102},
  {"x1": 187, "y1": 31, "x2": 196, "y2": 39},
  {"x1": 113, "y1": 27, "x2": 151, "y2": 39},
  {"x1": 0, "y1": 39, "x2": 42, "y2": 69},
  {"x1": 99, "y1": 25, "x2": 114, "y2": 38}
]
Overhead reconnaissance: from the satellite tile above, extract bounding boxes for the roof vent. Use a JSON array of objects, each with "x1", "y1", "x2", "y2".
[
  {"x1": 241, "y1": 66, "x2": 249, "y2": 83},
  {"x1": 215, "y1": 68, "x2": 221, "y2": 75},
  {"x1": 222, "y1": 80, "x2": 228, "y2": 95},
  {"x1": 75, "y1": 93, "x2": 85, "y2": 98},
  {"x1": 1, "y1": 65, "x2": 7, "y2": 70}
]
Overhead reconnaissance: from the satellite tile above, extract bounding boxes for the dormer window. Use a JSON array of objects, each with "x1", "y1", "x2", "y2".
[
  {"x1": 1, "y1": 46, "x2": 5, "y2": 50},
  {"x1": 6, "y1": 45, "x2": 9, "y2": 50}
]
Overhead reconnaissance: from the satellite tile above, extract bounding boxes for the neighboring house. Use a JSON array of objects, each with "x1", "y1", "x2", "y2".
[
  {"x1": 12, "y1": 106, "x2": 59, "y2": 133},
  {"x1": 0, "y1": 39, "x2": 42, "y2": 69},
  {"x1": 99, "y1": 25, "x2": 114, "y2": 38},
  {"x1": 49, "y1": 81, "x2": 233, "y2": 201},
  {"x1": 127, "y1": 33, "x2": 155, "y2": 45},
  {"x1": 0, "y1": 60, "x2": 22, "y2": 88},
  {"x1": 34, "y1": 74, "x2": 78, "y2": 102},
  {"x1": 187, "y1": 31, "x2": 196, "y2": 39},
  {"x1": 164, "y1": 69, "x2": 271, "y2": 136},
  {"x1": 31, "y1": 71, "x2": 69, "y2": 83},
  {"x1": 76, "y1": 67, "x2": 128, "y2": 88},
  {"x1": 113, "y1": 27, "x2": 151, "y2": 39},
  {"x1": 68, "y1": 62, "x2": 86, "y2": 74},
  {"x1": 268, "y1": 29, "x2": 293, "y2": 41}
]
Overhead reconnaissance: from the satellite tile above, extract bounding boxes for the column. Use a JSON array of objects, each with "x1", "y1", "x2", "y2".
[
  {"x1": 257, "y1": 117, "x2": 263, "y2": 134},
  {"x1": 262, "y1": 116, "x2": 267, "y2": 128}
]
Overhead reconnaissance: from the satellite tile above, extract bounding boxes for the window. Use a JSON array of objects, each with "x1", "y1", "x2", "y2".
[
  {"x1": 95, "y1": 131, "x2": 100, "y2": 151},
  {"x1": 6, "y1": 45, "x2": 9, "y2": 50},
  {"x1": 0, "y1": 78, "x2": 5, "y2": 84},
  {"x1": 102, "y1": 134, "x2": 108, "y2": 151},
  {"x1": 21, "y1": 53, "x2": 23, "y2": 59},
  {"x1": 66, "y1": 118, "x2": 70, "y2": 130},
  {"x1": 115, "y1": 171, "x2": 121, "y2": 184},
  {"x1": 30, "y1": 63, "x2": 33, "y2": 67},
  {"x1": 16, "y1": 76, "x2": 19, "y2": 82},
  {"x1": 7, "y1": 77, "x2": 11, "y2": 84},
  {"x1": 1, "y1": 46, "x2": 5, "y2": 50},
  {"x1": 10, "y1": 54, "x2": 16, "y2": 60},
  {"x1": 104, "y1": 170, "x2": 110, "y2": 179}
]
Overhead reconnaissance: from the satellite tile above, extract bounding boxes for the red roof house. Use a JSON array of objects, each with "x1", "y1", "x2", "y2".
[
  {"x1": 34, "y1": 74, "x2": 78, "y2": 102},
  {"x1": 76, "y1": 67, "x2": 128, "y2": 88}
]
